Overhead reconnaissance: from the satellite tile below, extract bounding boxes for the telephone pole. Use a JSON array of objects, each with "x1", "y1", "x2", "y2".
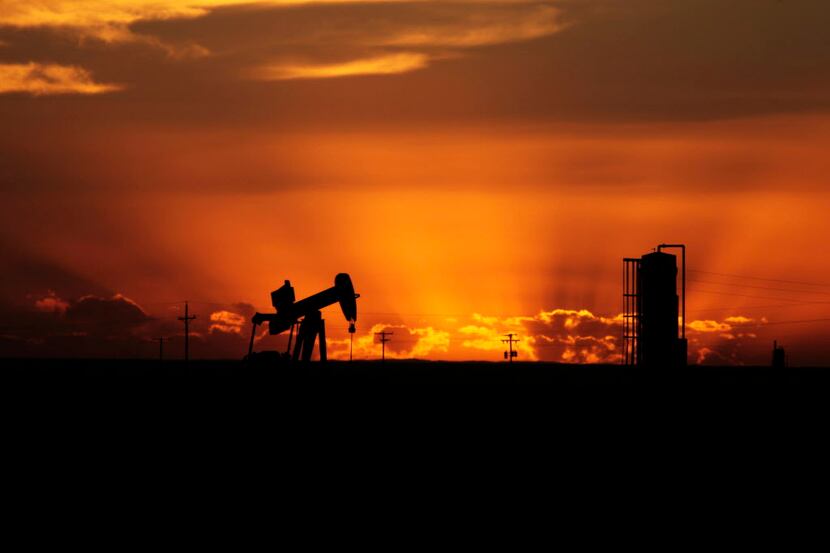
[
  {"x1": 157, "y1": 337, "x2": 164, "y2": 362},
  {"x1": 502, "y1": 333, "x2": 519, "y2": 363},
  {"x1": 375, "y1": 330, "x2": 393, "y2": 362},
  {"x1": 178, "y1": 301, "x2": 196, "y2": 362}
]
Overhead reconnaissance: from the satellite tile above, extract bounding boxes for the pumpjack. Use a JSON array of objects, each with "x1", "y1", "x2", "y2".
[{"x1": 246, "y1": 273, "x2": 359, "y2": 363}]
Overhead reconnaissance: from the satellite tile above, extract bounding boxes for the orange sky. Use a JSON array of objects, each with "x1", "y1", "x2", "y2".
[{"x1": 2, "y1": 1, "x2": 829, "y2": 364}]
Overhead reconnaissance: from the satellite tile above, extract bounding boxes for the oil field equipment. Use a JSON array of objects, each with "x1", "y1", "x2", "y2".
[
  {"x1": 623, "y1": 244, "x2": 687, "y2": 368},
  {"x1": 246, "y1": 273, "x2": 359, "y2": 363},
  {"x1": 772, "y1": 340, "x2": 787, "y2": 368}
]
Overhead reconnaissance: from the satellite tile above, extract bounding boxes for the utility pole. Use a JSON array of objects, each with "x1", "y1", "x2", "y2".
[
  {"x1": 375, "y1": 330, "x2": 393, "y2": 362},
  {"x1": 502, "y1": 333, "x2": 519, "y2": 363},
  {"x1": 157, "y1": 337, "x2": 164, "y2": 362},
  {"x1": 178, "y1": 301, "x2": 196, "y2": 362}
]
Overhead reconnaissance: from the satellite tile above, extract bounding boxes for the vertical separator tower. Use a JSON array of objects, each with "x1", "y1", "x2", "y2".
[
  {"x1": 622, "y1": 244, "x2": 687, "y2": 368},
  {"x1": 656, "y1": 244, "x2": 687, "y2": 367}
]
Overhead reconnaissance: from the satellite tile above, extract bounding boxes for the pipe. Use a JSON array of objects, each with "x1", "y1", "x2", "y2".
[{"x1": 657, "y1": 244, "x2": 686, "y2": 339}]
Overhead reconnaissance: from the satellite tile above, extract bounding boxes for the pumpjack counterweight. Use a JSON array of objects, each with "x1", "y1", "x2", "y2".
[{"x1": 246, "y1": 273, "x2": 359, "y2": 363}]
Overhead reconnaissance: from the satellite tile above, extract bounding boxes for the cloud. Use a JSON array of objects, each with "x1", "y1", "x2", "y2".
[
  {"x1": 686, "y1": 315, "x2": 765, "y2": 365},
  {"x1": 0, "y1": 1, "x2": 562, "y2": 49},
  {"x1": 0, "y1": 1, "x2": 565, "y2": 95},
  {"x1": 0, "y1": 291, "x2": 152, "y2": 357},
  {"x1": 0, "y1": 286, "x2": 780, "y2": 364},
  {"x1": 459, "y1": 309, "x2": 767, "y2": 365},
  {"x1": 686, "y1": 316, "x2": 765, "y2": 334},
  {"x1": 66, "y1": 293, "x2": 149, "y2": 327},
  {"x1": 209, "y1": 309, "x2": 247, "y2": 334},
  {"x1": 463, "y1": 308, "x2": 621, "y2": 363},
  {"x1": 5, "y1": 0, "x2": 828, "y2": 123},
  {"x1": 0, "y1": 0, "x2": 258, "y2": 42},
  {"x1": 327, "y1": 322, "x2": 450, "y2": 360},
  {"x1": 0, "y1": 243, "x2": 112, "y2": 304},
  {"x1": 254, "y1": 52, "x2": 430, "y2": 80},
  {"x1": 315, "y1": 309, "x2": 770, "y2": 364},
  {"x1": 34, "y1": 291, "x2": 69, "y2": 314},
  {"x1": 0, "y1": 63, "x2": 122, "y2": 95},
  {"x1": 687, "y1": 320, "x2": 733, "y2": 333},
  {"x1": 382, "y1": 4, "x2": 560, "y2": 47}
]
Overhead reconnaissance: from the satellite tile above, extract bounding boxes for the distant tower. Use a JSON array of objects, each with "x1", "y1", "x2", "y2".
[
  {"x1": 772, "y1": 341, "x2": 786, "y2": 368},
  {"x1": 623, "y1": 244, "x2": 687, "y2": 368}
]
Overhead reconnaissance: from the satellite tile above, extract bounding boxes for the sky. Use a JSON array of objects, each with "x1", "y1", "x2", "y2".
[{"x1": 2, "y1": 0, "x2": 830, "y2": 365}]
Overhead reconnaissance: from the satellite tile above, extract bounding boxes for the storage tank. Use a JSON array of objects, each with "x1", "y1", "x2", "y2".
[{"x1": 638, "y1": 251, "x2": 680, "y2": 367}]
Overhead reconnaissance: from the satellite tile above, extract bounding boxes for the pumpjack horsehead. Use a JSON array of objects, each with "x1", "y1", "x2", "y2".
[{"x1": 247, "y1": 273, "x2": 359, "y2": 362}]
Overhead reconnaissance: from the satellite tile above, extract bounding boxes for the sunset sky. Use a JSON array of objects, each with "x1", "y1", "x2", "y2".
[{"x1": 2, "y1": 0, "x2": 830, "y2": 364}]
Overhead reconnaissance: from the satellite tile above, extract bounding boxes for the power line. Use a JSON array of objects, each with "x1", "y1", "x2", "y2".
[
  {"x1": 688, "y1": 302, "x2": 830, "y2": 314},
  {"x1": 375, "y1": 330, "x2": 393, "y2": 362},
  {"x1": 502, "y1": 333, "x2": 519, "y2": 363},
  {"x1": 687, "y1": 288, "x2": 826, "y2": 303},
  {"x1": 756, "y1": 318, "x2": 830, "y2": 327},
  {"x1": 687, "y1": 269, "x2": 830, "y2": 288},
  {"x1": 688, "y1": 278, "x2": 830, "y2": 297}
]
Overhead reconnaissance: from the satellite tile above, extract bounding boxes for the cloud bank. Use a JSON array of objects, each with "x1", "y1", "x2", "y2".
[{"x1": 0, "y1": 63, "x2": 121, "y2": 95}]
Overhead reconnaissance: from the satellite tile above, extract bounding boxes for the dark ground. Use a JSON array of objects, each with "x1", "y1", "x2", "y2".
[
  {"x1": 3, "y1": 357, "x2": 827, "y2": 383},
  {"x1": 8, "y1": 358, "x2": 829, "y2": 444},
  {"x1": 5, "y1": 358, "x2": 829, "y2": 511},
  {"x1": 5, "y1": 358, "x2": 829, "y2": 410}
]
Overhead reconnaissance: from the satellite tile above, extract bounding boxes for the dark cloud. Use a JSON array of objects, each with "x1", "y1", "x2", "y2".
[
  {"x1": 0, "y1": 290, "x2": 255, "y2": 359},
  {"x1": 2, "y1": 0, "x2": 830, "y2": 128},
  {"x1": 66, "y1": 294, "x2": 149, "y2": 327},
  {"x1": 0, "y1": 241, "x2": 111, "y2": 304}
]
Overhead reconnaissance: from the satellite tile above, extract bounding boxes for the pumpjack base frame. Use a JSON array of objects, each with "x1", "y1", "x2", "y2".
[{"x1": 246, "y1": 310, "x2": 327, "y2": 363}]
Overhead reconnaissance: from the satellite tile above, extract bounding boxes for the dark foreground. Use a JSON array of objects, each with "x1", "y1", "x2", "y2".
[
  {"x1": 5, "y1": 358, "x2": 829, "y2": 401},
  {"x1": 6, "y1": 358, "x2": 830, "y2": 490},
  {"x1": 7, "y1": 358, "x2": 830, "y2": 451},
  {"x1": 3, "y1": 357, "x2": 827, "y2": 380}
]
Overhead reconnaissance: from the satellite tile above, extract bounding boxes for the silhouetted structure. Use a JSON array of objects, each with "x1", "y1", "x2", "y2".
[
  {"x1": 502, "y1": 333, "x2": 519, "y2": 362},
  {"x1": 623, "y1": 244, "x2": 687, "y2": 368},
  {"x1": 157, "y1": 337, "x2": 164, "y2": 362},
  {"x1": 178, "y1": 302, "x2": 196, "y2": 362},
  {"x1": 622, "y1": 257, "x2": 639, "y2": 364},
  {"x1": 772, "y1": 341, "x2": 787, "y2": 368},
  {"x1": 247, "y1": 273, "x2": 359, "y2": 363},
  {"x1": 375, "y1": 330, "x2": 393, "y2": 362}
]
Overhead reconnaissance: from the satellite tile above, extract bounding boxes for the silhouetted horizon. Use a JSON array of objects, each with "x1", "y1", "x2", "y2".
[{"x1": 3, "y1": 2, "x2": 829, "y2": 367}]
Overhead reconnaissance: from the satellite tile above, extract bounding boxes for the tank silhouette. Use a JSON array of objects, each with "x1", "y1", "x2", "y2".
[
  {"x1": 623, "y1": 244, "x2": 687, "y2": 368},
  {"x1": 772, "y1": 341, "x2": 786, "y2": 368},
  {"x1": 245, "y1": 273, "x2": 359, "y2": 363}
]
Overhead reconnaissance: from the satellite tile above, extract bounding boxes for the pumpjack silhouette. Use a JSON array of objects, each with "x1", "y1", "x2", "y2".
[{"x1": 245, "y1": 273, "x2": 359, "y2": 363}]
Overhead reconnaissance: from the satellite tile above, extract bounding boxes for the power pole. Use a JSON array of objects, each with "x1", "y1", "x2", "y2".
[
  {"x1": 375, "y1": 330, "x2": 393, "y2": 362},
  {"x1": 502, "y1": 333, "x2": 519, "y2": 363},
  {"x1": 178, "y1": 301, "x2": 196, "y2": 362},
  {"x1": 157, "y1": 337, "x2": 164, "y2": 362}
]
